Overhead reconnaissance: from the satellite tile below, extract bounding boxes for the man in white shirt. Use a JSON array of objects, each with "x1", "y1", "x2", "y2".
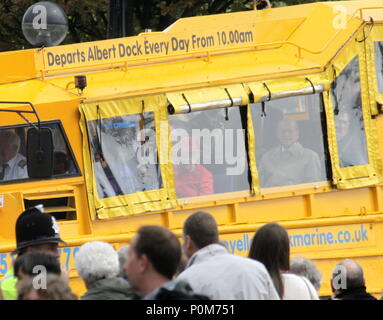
[
  {"x1": 334, "y1": 111, "x2": 368, "y2": 168},
  {"x1": 177, "y1": 211, "x2": 280, "y2": 300},
  {"x1": 0, "y1": 130, "x2": 28, "y2": 181}
]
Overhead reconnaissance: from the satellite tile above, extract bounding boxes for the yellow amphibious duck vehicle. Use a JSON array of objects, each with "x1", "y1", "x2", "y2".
[{"x1": 1, "y1": 0, "x2": 383, "y2": 297}]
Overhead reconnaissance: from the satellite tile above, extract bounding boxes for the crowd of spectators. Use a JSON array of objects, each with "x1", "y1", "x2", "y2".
[{"x1": 0, "y1": 208, "x2": 378, "y2": 300}]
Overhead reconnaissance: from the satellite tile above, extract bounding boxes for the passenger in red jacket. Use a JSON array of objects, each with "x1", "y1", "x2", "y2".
[
  {"x1": 173, "y1": 163, "x2": 213, "y2": 198},
  {"x1": 172, "y1": 136, "x2": 214, "y2": 198}
]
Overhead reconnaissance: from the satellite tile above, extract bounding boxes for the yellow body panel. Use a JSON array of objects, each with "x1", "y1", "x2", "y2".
[{"x1": 1, "y1": 0, "x2": 383, "y2": 298}]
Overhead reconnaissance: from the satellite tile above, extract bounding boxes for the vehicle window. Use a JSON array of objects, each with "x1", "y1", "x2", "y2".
[
  {"x1": 331, "y1": 56, "x2": 368, "y2": 168},
  {"x1": 375, "y1": 41, "x2": 383, "y2": 93},
  {"x1": 251, "y1": 93, "x2": 330, "y2": 188},
  {"x1": 87, "y1": 112, "x2": 163, "y2": 199},
  {"x1": 0, "y1": 122, "x2": 79, "y2": 183},
  {"x1": 169, "y1": 107, "x2": 250, "y2": 198}
]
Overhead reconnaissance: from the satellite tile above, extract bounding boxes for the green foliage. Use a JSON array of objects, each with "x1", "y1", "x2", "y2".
[
  {"x1": 0, "y1": 0, "x2": 109, "y2": 51},
  {"x1": 0, "y1": 0, "x2": 337, "y2": 52}
]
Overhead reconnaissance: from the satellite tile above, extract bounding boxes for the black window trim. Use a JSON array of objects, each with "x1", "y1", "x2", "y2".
[{"x1": 0, "y1": 120, "x2": 82, "y2": 185}]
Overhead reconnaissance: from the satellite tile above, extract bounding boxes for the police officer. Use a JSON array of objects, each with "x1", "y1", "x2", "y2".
[
  {"x1": 0, "y1": 206, "x2": 66, "y2": 300},
  {"x1": 0, "y1": 130, "x2": 28, "y2": 181}
]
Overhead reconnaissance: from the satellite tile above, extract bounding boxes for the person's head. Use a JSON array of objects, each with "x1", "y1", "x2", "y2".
[
  {"x1": 0, "y1": 130, "x2": 21, "y2": 164},
  {"x1": 331, "y1": 258, "x2": 365, "y2": 294},
  {"x1": 173, "y1": 136, "x2": 200, "y2": 174},
  {"x1": 183, "y1": 211, "x2": 219, "y2": 258},
  {"x1": 13, "y1": 207, "x2": 66, "y2": 259},
  {"x1": 14, "y1": 251, "x2": 61, "y2": 283},
  {"x1": 276, "y1": 118, "x2": 299, "y2": 148},
  {"x1": 248, "y1": 222, "x2": 290, "y2": 298},
  {"x1": 335, "y1": 111, "x2": 350, "y2": 139},
  {"x1": 118, "y1": 245, "x2": 130, "y2": 279},
  {"x1": 53, "y1": 151, "x2": 70, "y2": 175},
  {"x1": 290, "y1": 256, "x2": 322, "y2": 291},
  {"x1": 17, "y1": 274, "x2": 77, "y2": 300},
  {"x1": 124, "y1": 226, "x2": 181, "y2": 296},
  {"x1": 75, "y1": 241, "x2": 119, "y2": 287}
]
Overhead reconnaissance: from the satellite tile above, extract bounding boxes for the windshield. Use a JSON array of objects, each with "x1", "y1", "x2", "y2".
[{"x1": 0, "y1": 121, "x2": 80, "y2": 184}]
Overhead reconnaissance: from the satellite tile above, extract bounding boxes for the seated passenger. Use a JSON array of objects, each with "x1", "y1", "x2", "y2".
[
  {"x1": 335, "y1": 111, "x2": 368, "y2": 167},
  {"x1": 174, "y1": 163, "x2": 213, "y2": 198},
  {"x1": 53, "y1": 151, "x2": 70, "y2": 175},
  {"x1": 172, "y1": 138, "x2": 213, "y2": 198},
  {"x1": 0, "y1": 130, "x2": 28, "y2": 181},
  {"x1": 258, "y1": 118, "x2": 323, "y2": 188}
]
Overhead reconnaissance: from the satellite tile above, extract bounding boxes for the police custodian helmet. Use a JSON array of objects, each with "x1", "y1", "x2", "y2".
[{"x1": 12, "y1": 207, "x2": 66, "y2": 255}]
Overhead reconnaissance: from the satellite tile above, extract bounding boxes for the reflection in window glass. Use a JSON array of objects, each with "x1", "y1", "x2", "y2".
[
  {"x1": 45, "y1": 123, "x2": 79, "y2": 177},
  {"x1": 331, "y1": 56, "x2": 368, "y2": 168},
  {"x1": 251, "y1": 93, "x2": 329, "y2": 188},
  {"x1": 0, "y1": 122, "x2": 79, "y2": 183},
  {"x1": 169, "y1": 107, "x2": 250, "y2": 198},
  {"x1": 375, "y1": 42, "x2": 383, "y2": 93},
  {"x1": 87, "y1": 113, "x2": 162, "y2": 199}
]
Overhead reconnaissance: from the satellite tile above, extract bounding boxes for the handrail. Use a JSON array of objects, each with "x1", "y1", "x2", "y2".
[
  {"x1": 0, "y1": 101, "x2": 40, "y2": 130},
  {"x1": 251, "y1": 6, "x2": 382, "y2": 57}
]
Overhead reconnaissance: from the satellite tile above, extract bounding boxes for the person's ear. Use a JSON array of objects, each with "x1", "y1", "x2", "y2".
[
  {"x1": 183, "y1": 235, "x2": 197, "y2": 258},
  {"x1": 138, "y1": 253, "x2": 149, "y2": 273},
  {"x1": 184, "y1": 235, "x2": 193, "y2": 250}
]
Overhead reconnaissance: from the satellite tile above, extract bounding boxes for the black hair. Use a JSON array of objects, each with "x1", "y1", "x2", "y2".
[
  {"x1": 183, "y1": 211, "x2": 219, "y2": 249},
  {"x1": 14, "y1": 251, "x2": 61, "y2": 280},
  {"x1": 135, "y1": 226, "x2": 181, "y2": 280},
  {"x1": 248, "y1": 222, "x2": 290, "y2": 299}
]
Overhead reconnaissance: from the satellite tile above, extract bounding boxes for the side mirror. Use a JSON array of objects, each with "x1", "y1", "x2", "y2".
[{"x1": 26, "y1": 127, "x2": 54, "y2": 178}]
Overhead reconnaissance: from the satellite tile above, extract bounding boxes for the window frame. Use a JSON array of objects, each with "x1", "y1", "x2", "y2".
[
  {"x1": 86, "y1": 112, "x2": 163, "y2": 199},
  {"x1": 323, "y1": 33, "x2": 381, "y2": 189},
  {"x1": 365, "y1": 24, "x2": 383, "y2": 114},
  {"x1": 249, "y1": 91, "x2": 331, "y2": 190},
  {"x1": 168, "y1": 104, "x2": 252, "y2": 198},
  {"x1": 80, "y1": 95, "x2": 176, "y2": 220},
  {"x1": 0, "y1": 120, "x2": 81, "y2": 185}
]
